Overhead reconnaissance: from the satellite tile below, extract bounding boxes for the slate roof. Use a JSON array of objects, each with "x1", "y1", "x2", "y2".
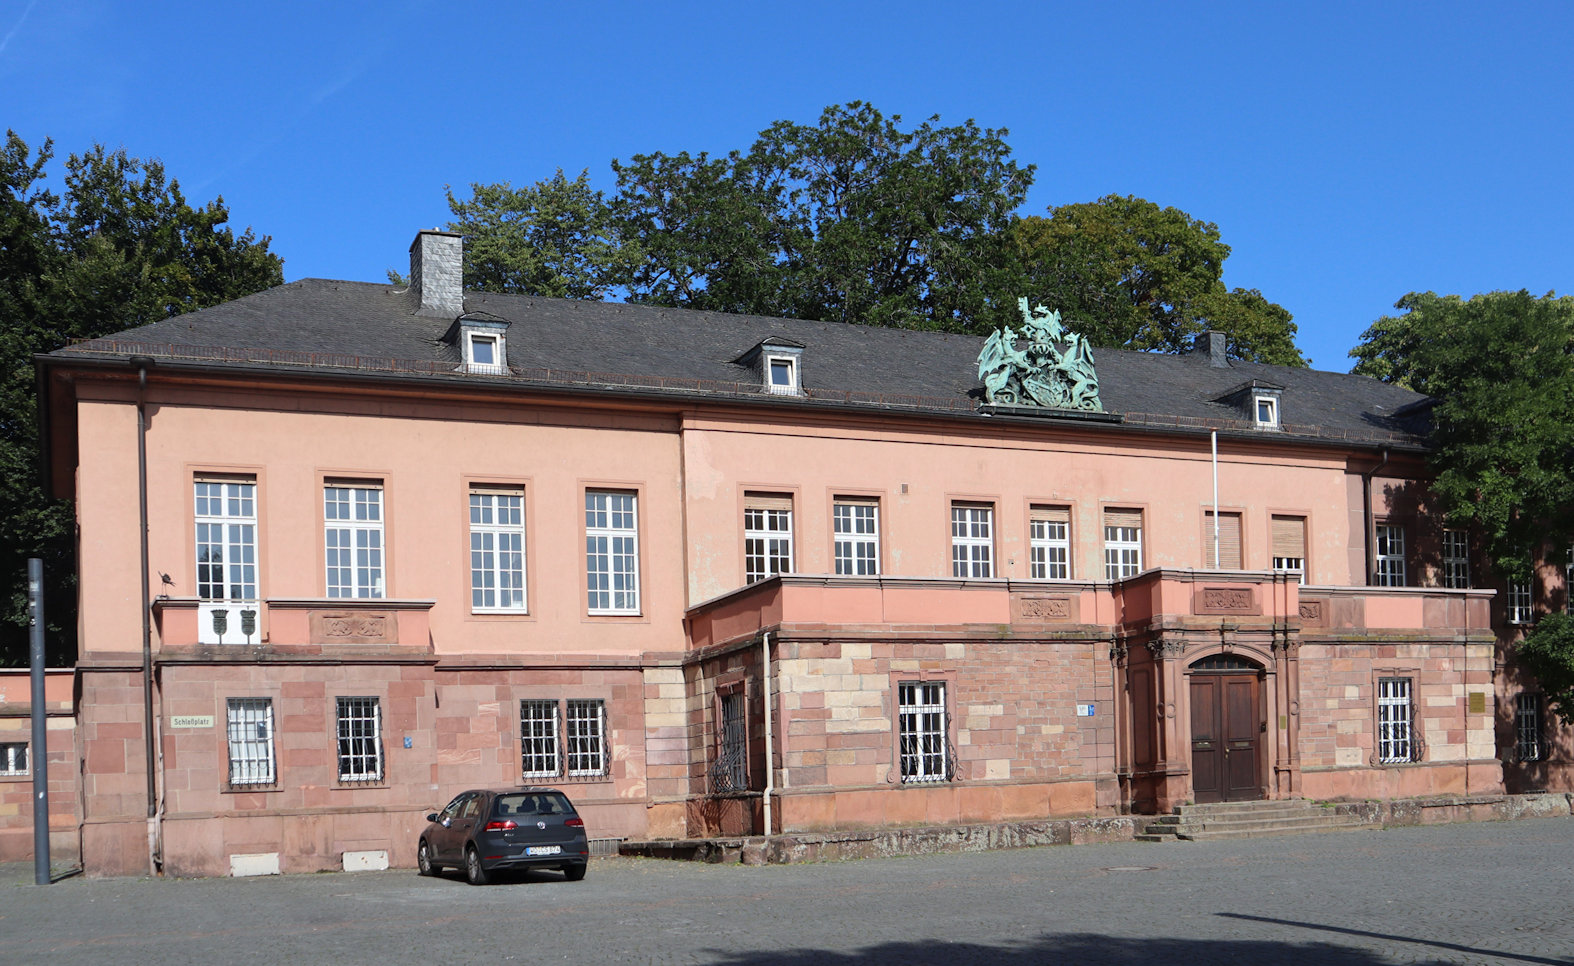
[{"x1": 49, "y1": 278, "x2": 1431, "y2": 449}]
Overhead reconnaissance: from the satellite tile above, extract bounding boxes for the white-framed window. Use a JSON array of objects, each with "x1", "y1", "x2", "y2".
[
  {"x1": 713, "y1": 689, "x2": 748, "y2": 792},
  {"x1": 1376, "y1": 677, "x2": 1414, "y2": 764},
  {"x1": 898, "y1": 680, "x2": 949, "y2": 784},
  {"x1": 1516, "y1": 693, "x2": 1543, "y2": 762},
  {"x1": 744, "y1": 495, "x2": 794, "y2": 584},
  {"x1": 1271, "y1": 514, "x2": 1307, "y2": 583},
  {"x1": 460, "y1": 320, "x2": 510, "y2": 374},
  {"x1": 226, "y1": 697, "x2": 276, "y2": 786},
  {"x1": 951, "y1": 503, "x2": 994, "y2": 578},
  {"x1": 1029, "y1": 506, "x2": 1070, "y2": 580},
  {"x1": 585, "y1": 490, "x2": 639, "y2": 614},
  {"x1": 325, "y1": 483, "x2": 384, "y2": 598},
  {"x1": 765, "y1": 354, "x2": 799, "y2": 395},
  {"x1": 833, "y1": 499, "x2": 880, "y2": 576},
  {"x1": 195, "y1": 478, "x2": 259, "y2": 644},
  {"x1": 335, "y1": 696, "x2": 383, "y2": 783},
  {"x1": 470, "y1": 488, "x2": 526, "y2": 612},
  {"x1": 565, "y1": 699, "x2": 608, "y2": 777},
  {"x1": 1508, "y1": 578, "x2": 1533, "y2": 625},
  {"x1": 1374, "y1": 524, "x2": 1406, "y2": 587},
  {"x1": 0, "y1": 742, "x2": 27, "y2": 777},
  {"x1": 1103, "y1": 509, "x2": 1143, "y2": 580},
  {"x1": 520, "y1": 700, "x2": 561, "y2": 778},
  {"x1": 467, "y1": 333, "x2": 498, "y2": 370},
  {"x1": 1253, "y1": 394, "x2": 1280, "y2": 429},
  {"x1": 1442, "y1": 529, "x2": 1470, "y2": 589}
]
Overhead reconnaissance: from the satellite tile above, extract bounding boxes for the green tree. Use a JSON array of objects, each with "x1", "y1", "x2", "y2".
[
  {"x1": 1350, "y1": 290, "x2": 1574, "y2": 576},
  {"x1": 1515, "y1": 613, "x2": 1574, "y2": 724},
  {"x1": 444, "y1": 169, "x2": 633, "y2": 300},
  {"x1": 1010, "y1": 196, "x2": 1307, "y2": 365},
  {"x1": 0, "y1": 132, "x2": 283, "y2": 665}
]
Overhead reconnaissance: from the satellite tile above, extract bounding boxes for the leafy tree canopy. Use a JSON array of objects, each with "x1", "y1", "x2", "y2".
[
  {"x1": 1010, "y1": 196, "x2": 1307, "y2": 365},
  {"x1": 0, "y1": 131, "x2": 283, "y2": 665},
  {"x1": 1515, "y1": 613, "x2": 1574, "y2": 725},
  {"x1": 1350, "y1": 290, "x2": 1574, "y2": 576}
]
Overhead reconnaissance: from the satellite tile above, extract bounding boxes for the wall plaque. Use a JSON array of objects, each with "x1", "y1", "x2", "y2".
[
  {"x1": 1014, "y1": 595, "x2": 1075, "y2": 622},
  {"x1": 170, "y1": 715, "x2": 214, "y2": 729},
  {"x1": 310, "y1": 611, "x2": 398, "y2": 645},
  {"x1": 1193, "y1": 586, "x2": 1261, "y2": 616},
  {"x1": 1298, "y1": 600, "x2": 1325, "y2": 625}
]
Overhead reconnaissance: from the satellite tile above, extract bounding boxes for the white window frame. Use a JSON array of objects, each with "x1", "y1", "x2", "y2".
[
  {"x1": 1272, "y1": 556, "x2": 1306, "y2": 582},
  {"x1": 226, "y1": 697, "x2": 276, "y2": 786},
  {"x1": 520, "y1": 700, "x2": 561, "y2": 779},
  {"x1": 1516, "y1": 693, "x2": 1543, "y2": 762},
  {"x1": 898, "y1": 680, "x2": 949, "y2": 784},
  {"x1": 585, "y1": 490, "x2": 639, "y2": 614},
  {"x1": 465, "y1": 331, "x2": 504, "y2": 373},
  {"x1": 833, "y1": 500, "x2": 880, "y2": 576},
  {"x1": 1030, "y1": 514, "x2": 1070, "y2": 580},
  {"x1": 470, "y1": 488, "x2": 527, "y2": 613},
  {"x1": 1253, "y1": 394, "x2": 1280, "y2": 429},
  {"x1": 565, "y1": 699, "x2": 608, "y2": 777},
  {"x1": 1374, "y1": 524, "x2": 1406, "y2": 587},
  {"x1": 1442, "y1": 529, "x2": 1470, "y2": 589},
  {"x1": 325, "y1": 483, "x2": 384, "y2": 599},
  {"x1": 0, "y1": 741, "x2": 27, "y2": 777},
  {"x1": 951, "y1": 503, "x2": 994, "y2": 579},
  {"x1": 1508, "y1": 578, "x2": 1533, "y2": 625},
  {"x1": 1376, "y1": 677, "x2": 1413, "y2": 764},
  {"x1": 1104, "y1": 523, "x2": 1143, "y2": 580},
  {"x1": 195, "y1": 478, "x2": 259, "y2": 644},
  {"x1": 744, "y1": 502, "x2": 794, "y2": 584},
  {"x1": 765, "y1": 354, "x2": 799, "y2": 395},
  {"x1": 335, "y1": 696, "x2": 383, "y2": 783}
]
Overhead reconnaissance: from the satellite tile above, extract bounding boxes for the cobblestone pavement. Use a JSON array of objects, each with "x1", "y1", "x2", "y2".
[{"x1": 4, "y1": 817, "x2": 1573, "y2": 966}]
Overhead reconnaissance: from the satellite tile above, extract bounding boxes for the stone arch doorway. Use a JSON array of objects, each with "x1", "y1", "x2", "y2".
[{"x1": 1189, "y1": 654, "x2": 1265, "y2": 803}]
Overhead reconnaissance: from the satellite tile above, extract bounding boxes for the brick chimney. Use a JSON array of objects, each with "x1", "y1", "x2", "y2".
[
  {"x1": 409, "y1": 230, "x2": 464, "y2": 318},
  {"x1": 1192, "y1": 330, "x2": 1230, "y2": 367}
]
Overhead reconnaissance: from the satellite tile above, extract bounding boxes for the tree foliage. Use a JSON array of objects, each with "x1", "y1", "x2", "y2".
[
  {"x1": 1350, "y1": 290, "x2": 1574, "y2": 576},
  {"x1": 1010, "y1": 196, "x2": 1307, "y2": 365},
  {"x1": 0, "y1": 131, "x2": 283, "y2": 665},
  {"x1": 1515, "y1": 613, "x2": 1574, "y2": 725}
]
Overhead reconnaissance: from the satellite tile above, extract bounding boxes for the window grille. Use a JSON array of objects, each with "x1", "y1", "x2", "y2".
[
  {"x1": 565, "y1": 699, "x2": 608, "y2": 776},
  {"x1": 335, "y1": 696, "x2": 383, "y2": 782},
  {"x1": 1442, "y1": 530, "x2": 1470, "y2": 589},
  {"x1": 470, "y1": 489, "x2": 526, "y2": 612},
  {"x1": 1508, "y1": 579, "x2": 1533, "y2": 624},
  {"x1": 833, "y1": 501, "x2": 879, "y2": 576},
  {"x1": 898, "y1": 681, "x2": 949, "y2": 783},
  {"x1": 1377, "y1": 677, "x2": 1413, "y2": 763},
  {"x1": 325, "y1": 484, "x2": 384, "y2": 598},
  {"x1": 1374, "y1": 525, "x2": 1406, "y2": 587},
  {"x1": 712, "y1": 690, "x2": 748, "y2": 792},
  {"x1": 586, "y1": 491, "x2": 639, "y2": 613},
  {"x1": 1030, "y1": 508, "x2": 1070, "y2": 580},
  {"x1": 520, "y1": 700, "x2": 560, "y2": 778},
  {"x1": 744, "y1": 499, "x2": 794, "y2": 583},
  {"x1": 951, "y1": 504, "x2": 994, "y2": 578},
  {"x1": 226, "y1": 698, "x2": 276, "y2": 786},
  {"x1": 0, "y1": 742, "x2": 27, "y2": 776},
  {"x1": 1103, "y1": 509, "x2": 1143, "y2": 580},
  {"x1": 1516, "y1": 693, "x2": 1543, "y2": 762}
]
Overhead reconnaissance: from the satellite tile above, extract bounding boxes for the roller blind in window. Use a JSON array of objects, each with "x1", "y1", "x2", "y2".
[{"x1": 1202, "y1": 511, "x2": 1242, "y2": 569}]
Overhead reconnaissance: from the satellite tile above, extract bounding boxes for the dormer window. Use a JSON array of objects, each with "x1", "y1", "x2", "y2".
[
  {"x1": 1254, "y1": 394, "x2": 1279, "y2": 429},
  {"x1": 452, "y1": 315, "x2": 510, "y2": 375},
  {"x1": 767, "y1": 355, "x2": 798, "y2": 395},
  {"x1": 735, "y1": 338, "x2": 805, "y2": 396},
  {"x1": 469, "y1": 334, "x2": 498, "y2": 369}
]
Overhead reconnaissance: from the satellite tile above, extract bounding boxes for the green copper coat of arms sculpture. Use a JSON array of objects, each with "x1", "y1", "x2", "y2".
[{"x1": 977, "y1": 298, "x2": 1104, "y2": 412}]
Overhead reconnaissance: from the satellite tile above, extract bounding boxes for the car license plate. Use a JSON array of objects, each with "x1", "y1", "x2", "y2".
[{"x1": 526, "y1": 845, "x2": 561, "y2": 856}]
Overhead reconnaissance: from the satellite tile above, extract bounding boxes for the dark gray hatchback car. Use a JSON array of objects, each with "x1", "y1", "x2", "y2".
[{"x1": 417, "y1": 788, "x2": 590, "y2": 885}]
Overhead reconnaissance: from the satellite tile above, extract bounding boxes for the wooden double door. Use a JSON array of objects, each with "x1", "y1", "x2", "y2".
[{"x1": 1189, "y1": 661, "x2": 1263, "y2": 803}]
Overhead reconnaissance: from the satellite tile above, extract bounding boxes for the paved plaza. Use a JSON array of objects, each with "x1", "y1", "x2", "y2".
[{"x1": 4, "y1": 817, "x2": 1572, "y2": 965}]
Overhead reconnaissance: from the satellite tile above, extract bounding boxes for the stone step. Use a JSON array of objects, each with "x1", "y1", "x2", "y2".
[
  {"x1": 1173, "y1": 819, "x2": 1380, "y2": 841},
  {"x1": 1170, "y1": 814, "x2": 1373, "y2": 834},
  {"x1": 1140, "y1": 799, "x2": 1381, "y2": 841}
]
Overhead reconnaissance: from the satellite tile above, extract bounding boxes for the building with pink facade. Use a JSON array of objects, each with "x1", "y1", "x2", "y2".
[{"x1": 18, "y1": 230, "x2": 1566, "y2": 876}]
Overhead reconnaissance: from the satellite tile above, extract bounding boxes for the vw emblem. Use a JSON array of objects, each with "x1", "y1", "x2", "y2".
[{"x1": 536, "y1": 821, "x2": 547, "y2": 829}]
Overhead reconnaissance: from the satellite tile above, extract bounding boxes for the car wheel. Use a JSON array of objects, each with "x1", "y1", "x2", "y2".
[
  {"x1": 417, "y1": 840, "x2": 439, "y2": 876},
  {"x1": 464, "y1": 846, "x2": 490, "y2": 886},
  {"x1": 563, "y1": 862, "x2": 587, "y2": 882}
]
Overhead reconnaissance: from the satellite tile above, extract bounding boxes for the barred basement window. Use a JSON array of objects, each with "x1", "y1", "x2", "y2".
[
  {"x1": 1376, "y1": 677, "x2": 1414, "y2": 764},
  {"x1": 336, "y1": 696, "x2": 383, "y2": 782},
  {"x1": 1516, "y1": 693, "x2": 1544, "y2": 762},
  {"x1": 565, "y1": 699, "x2": 608, "y2": 777},
  {"x1": 0, "y1": 741, "x2": 27, "y2": 777},
  {"x1": 520, "y1": 700, "x2": 561, "y2": 778},
  {"x1": 898, "y1": 681, "x2": 949, "y2": 784},
  {"x1": 226, "y1": 698, "x2": 276, "y2": 786},
  {"x1": 713, "y1": 690, "x2": 747, "y2": 792}
]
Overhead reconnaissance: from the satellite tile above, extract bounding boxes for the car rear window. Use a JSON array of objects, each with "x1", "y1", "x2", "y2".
[{"x1": 495, "y1": 792, "x2": 573, "y2": 817}]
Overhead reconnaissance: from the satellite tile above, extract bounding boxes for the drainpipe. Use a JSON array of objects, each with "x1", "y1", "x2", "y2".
[
  {"x1": 761, "y1": 631, "x2": 774, "y2": 838},
  {"x1": 132, "y1": 356, "x2": 160, "y2": 874},
  {"x1": 1211, "y1": 430, "x2": 1220, "y2": 568},
  {"x1": 1360, "y1": 449, "x2": 1390, "y2": 585}
]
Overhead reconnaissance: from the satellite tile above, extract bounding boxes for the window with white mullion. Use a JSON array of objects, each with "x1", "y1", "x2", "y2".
[
  {"x1": 335, "y1": 696, "x2": 383, "y2": 783},
  {"x1": 586, "y1": 491, "x2": 639, "y2": 614},
  {"x1": 1442, "y1": 530, "x2": 1470, "y2": 589},
  {"x1": 1376, "y1": 677, "x2": 1412, "y2": 763},
  {"x1": 1508, "y1": 578, "x2": 1533, "y2": 624},
  {"x1": 744, "y1": 506, "x2": 793, "y2": 583},
  {"x1": 898, "y1": 681, "x2": 948, "y2": 783},
  {"x1": 833, "y1": 501, "x2": 879, "y2": 576},
  {"x1": 520, "y1": 700, "x2": 560, "y2": 778},
  {"x1": 951, "y1": 504, "x2": 994, "y2": 578},
  {"x1": 1374, "y1": 524, "x2": 1406, "y2": 587},
  {"x1": 325, "y1": 484, "x2": 384, "y2": 598},
  {"x1": 565, "y1": 699, "x2": 607, "y2": 776},
  {"x1": 1030, "y1": 516, "x2": 1070, "y2": 580},
  {"x1": 195, "y1": 480, "x2": 258, "y2": 603},
  {"x1": 470, "y1": 490, "x2": 526, "y2": 612},
  {"x1": 1104, "y1": 526, "x2": 1142, "y2": 580},
  {"x1": 226, "y1": 697, "x2": 276, "y2": 786}
]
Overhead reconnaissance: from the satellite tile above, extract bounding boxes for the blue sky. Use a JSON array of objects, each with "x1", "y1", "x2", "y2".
[{"x1": 4, "y1": 0, "x2": 1569, "y2": 370}]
